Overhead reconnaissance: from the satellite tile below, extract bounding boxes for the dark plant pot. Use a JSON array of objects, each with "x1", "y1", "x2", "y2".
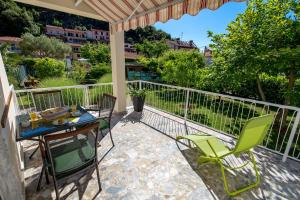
[{"x1": 131, "y1": 96, "x2": 145, "y2": 112}]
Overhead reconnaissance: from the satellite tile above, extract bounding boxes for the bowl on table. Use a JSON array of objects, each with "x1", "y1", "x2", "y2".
[{"x1": 41, "y1": 107, "x2": 70, "y2": 121}]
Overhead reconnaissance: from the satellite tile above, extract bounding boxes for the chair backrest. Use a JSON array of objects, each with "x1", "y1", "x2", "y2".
[
  {"x1": 232, "y1": 114, "x2": 274, "y2": 154},
  {"x1": 99, "y1": 94, "x2": 116, "y2": 120},
  {"x1": 44, "y1": 122, "x2": 99, "y2": 177},
  {"x1": 33, "y1": 90, "x2": 63, "y2": 111}
]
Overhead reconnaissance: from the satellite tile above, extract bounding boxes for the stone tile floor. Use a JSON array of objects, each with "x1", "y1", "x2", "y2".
[{"x1": 22, "y1": 107, "x2": 300, "y2": 200}]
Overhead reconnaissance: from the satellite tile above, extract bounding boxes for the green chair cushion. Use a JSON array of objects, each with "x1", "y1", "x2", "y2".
[
  {"x1": 47, "y1": 137, "x2": 95, "y2": 178},
  {"x1": 99, "y1": 118, "x2": 109, "y2": 130}
]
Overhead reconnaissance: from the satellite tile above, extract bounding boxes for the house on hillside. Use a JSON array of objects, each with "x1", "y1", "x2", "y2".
[
  {"x1": 45, "y1": 25, "x2": 65, "y2": 38},
  {"x1": 86, "y1": 29, "x2": 109, "y2": 43},
  {"x1": 0, "y1": 36, "x2": 22, "y2": 54},
  {"x1": 64, "y1": 28, "x2": 87, "y2": 44},
  {"x1": 45, "y1": 25, "x2": 110, "y2": 44},
  {"x1": 166, "y1": 38, "x2": 198, "y2": 50},
  {"x1": 66, "y1": 43, "x2": 82, "y2": 60}
]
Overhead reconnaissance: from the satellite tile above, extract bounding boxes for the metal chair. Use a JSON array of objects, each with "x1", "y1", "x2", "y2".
[
  {"x1": 29, "y1": 90, "x2": 64, "y2": 159},
  {"x1": 32, "y1": 90, "x2": 64, "y2": 112},
  {"x1": 44, "y1": 122, "x2": 101, "y2": 200},
  {"x1": 86, "y1": 93, "x2": 116, "y2": 146},
  {"x1": 177, "y1": 114, "x2": 274, "y2": 196}
]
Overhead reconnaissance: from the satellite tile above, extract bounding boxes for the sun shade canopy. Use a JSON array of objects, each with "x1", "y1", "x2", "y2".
[{"x1": 14, "y1": 0, "x2": 244, "y2": 32}]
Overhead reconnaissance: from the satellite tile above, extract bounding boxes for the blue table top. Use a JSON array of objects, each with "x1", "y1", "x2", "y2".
[{"x1": 17, "y1": 108, "x2": 97, "y2": 141}]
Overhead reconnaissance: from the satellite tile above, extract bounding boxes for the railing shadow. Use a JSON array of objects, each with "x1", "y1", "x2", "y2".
[{"x1": 138, "y1": 107, "x2": 300, "y2": 200}]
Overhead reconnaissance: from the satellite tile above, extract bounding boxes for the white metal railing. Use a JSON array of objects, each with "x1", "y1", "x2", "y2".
[
  {"x1": 14, "y1": 83, "x2": 113, "y2": 114},
  {"x1": 14, "y1": 80, "x2": 300, "y2": 162},
  {"x1": 139, "y1": 81, "x2": 300, "y2": 162}
]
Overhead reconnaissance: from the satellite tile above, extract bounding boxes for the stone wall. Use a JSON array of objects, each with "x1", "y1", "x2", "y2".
[{"x1": 0, "y1": 54, "x2": 25, "y2": 200}]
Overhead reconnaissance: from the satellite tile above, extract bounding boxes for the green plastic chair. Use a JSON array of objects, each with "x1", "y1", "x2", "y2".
[{"x1": 176, "y1": 114, "x2": 274, "y2": 196}]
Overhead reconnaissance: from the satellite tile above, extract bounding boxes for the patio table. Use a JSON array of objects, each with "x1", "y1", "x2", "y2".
[
  {"x1": 16, "y1": 106, "x2": 97, "y2": 190},
  {"x1": 16, "y1": 106, "x2": 97, "y2": 141}
]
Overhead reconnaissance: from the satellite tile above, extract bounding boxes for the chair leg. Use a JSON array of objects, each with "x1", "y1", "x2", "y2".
[
  {"x1": 52, "y1": 175, "x2": 60, "y2": 200},
  {"x1": 109, "y1": 128, "x2": 114, "y2": 147},
  {"x1": 219, "y1": 152, "x2": 260, "y2": 196},
  {"x1": 95, "y1": 163, "x2": 102, "y2": 192},
  {"x1": 36, "y1": 165, "x2": 44, "y2": 191},
  {"x1": 29, "y1": 146, "x2": 39, "y2": 159},
  {"x1": 44, "y1": 166, "x2": 50, "y2": 184}
]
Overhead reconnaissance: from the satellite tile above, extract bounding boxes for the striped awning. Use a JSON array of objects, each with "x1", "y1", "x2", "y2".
[
  {"x1": 106, "y1": 0, "x2": 244, "y2": 32},
  {"x1": 14, "y1": 0, "x2": 244, "y2": 32}
]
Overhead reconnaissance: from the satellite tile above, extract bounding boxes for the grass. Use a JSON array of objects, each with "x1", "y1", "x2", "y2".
[
  {"x1": 39, "y1": 77, "x2": 78, "y2": 88},
  {"x1": 17, "y1": 75, "x2": 114, "y2": 110},
  {"x1": 97, "y1": 73, "x2": 112, "y2": 83},
  {"x1": 143, "y1": 88, "x2": 299, "y2": 156}
]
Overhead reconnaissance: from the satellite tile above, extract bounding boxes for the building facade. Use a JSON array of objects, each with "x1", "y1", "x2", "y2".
[
  {"x1": 86, "y1": 29, "x2": 109, "y2": 43},
  {"x1": 166, "y1": 38, "x2": 198, "y2": 50},
  {"x1": 0, "y1": 36, "x2": 22, "y2": 54},
  {"x1": 45, "y1": 25, "x2": 109, "y2": 44}
]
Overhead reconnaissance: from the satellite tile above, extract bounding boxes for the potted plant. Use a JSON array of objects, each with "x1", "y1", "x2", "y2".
[{"x1": 129, "y1": 88, "x2": 146, "y2": 112}]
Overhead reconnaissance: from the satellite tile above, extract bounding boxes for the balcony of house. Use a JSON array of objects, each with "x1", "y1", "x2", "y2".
[{"x1": 14, "y1": 81, "x2": 300, "y2": 200}]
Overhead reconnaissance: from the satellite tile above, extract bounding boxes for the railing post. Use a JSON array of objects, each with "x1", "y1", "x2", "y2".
[
  {"x1": 12, "y1": 87, "x2": 20, "y2": 114},
  {"x1": 282, "y1": 111, "x2": 300, "y2": 162},
  {"x1": 84, "y1": 86, "x2": 89, "y2": 108},
  {"x1": 139, "y1": 80, "x2": 142, "y2": 90},
  {"x1": 30, "y1": 91, "x2": 37, "y2": 112},
  {"x1": 184, "y1": 89, "x2": 190, "y2": 123}
]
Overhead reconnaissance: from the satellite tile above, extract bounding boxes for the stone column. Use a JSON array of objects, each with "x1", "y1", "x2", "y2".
[
  {"x1": 0, "y1": 53, "x2": 25, "y2": 200},
  {"x1": 110, "y1": 27, "x2": 126, "y2": 113}
]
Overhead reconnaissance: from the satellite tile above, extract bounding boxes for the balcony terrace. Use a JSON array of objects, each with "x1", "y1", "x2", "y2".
[{"x1": 15, "y1": 81, "x2": 300, "y2": 200}]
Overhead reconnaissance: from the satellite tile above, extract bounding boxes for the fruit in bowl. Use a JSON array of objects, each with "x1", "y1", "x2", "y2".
[
  {"x1": 52, "y1": 118, "x2": 67, "y2": 125},
  {"x1": 71, "y1": 111, "x2": 81, "y2": 117}
]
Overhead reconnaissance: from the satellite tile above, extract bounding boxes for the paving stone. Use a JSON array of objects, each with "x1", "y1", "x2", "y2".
[{"x1": 22, "y1": 108, "x2": 300, "y2": 200}]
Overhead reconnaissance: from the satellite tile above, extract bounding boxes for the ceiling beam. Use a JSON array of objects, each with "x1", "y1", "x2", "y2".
[
  {"x1": 14, "y1": 0, "x2": 105, "y2": 21},
  {"x1": 75, "y1": 0, "x2": 83, "y2": 7}
]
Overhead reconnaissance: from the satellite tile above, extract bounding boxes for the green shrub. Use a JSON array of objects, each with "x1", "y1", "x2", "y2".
[
  {"x1": 33, "y1": 58, "x2": 65, "y2": 79},
  {"x1": 21, "y1": 57, "x2": 36, "y2": 76},
  {"x1": 86, "y1": 63, "x2": 110, "y2": 79},
  {"x1": 260, "y1": 74, "x2": 287, "y2": 104},
  {"x1": 69, "y1": 62, "x2": 87, "y2": 82}
]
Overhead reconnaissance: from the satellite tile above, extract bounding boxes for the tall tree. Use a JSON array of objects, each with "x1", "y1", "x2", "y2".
[
  {"x1": 80, "y1": 43, "x2": 110, "y2": 65},
  {"x1": 209, "y1": 0, "x2": 300, "y2": 104},
  {"x1": 158, "y1": 50, "x2": 206, "y2": 87},
  {"x1": 135, "y1": 40, "x2": 170, "y2": 58},
  {"x1": 126, "y1": 26, "x2": 171, "y2": 44},
  {"x1": 0, "y1": 0, "x2": 40, "y2": 36},
  {"x1": 19, "y1": 33, "x2": 71, "y2": 58}
]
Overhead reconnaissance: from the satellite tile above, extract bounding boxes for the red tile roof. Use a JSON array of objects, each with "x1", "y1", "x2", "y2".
[
  {"x1": 66, "y1": 43, "x2": 82, "y2": 47},
  {"x1": 0, "y1": 36, "x2": 22, "y2": 42},
  {"x1": 166, "y1": 39, "x2": 197, "y2": 49},
  {"x1": 46, "y1": 25, "x2": 64, "y2": 30}
]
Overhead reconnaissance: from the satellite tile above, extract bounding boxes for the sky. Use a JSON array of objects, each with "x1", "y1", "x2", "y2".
[{"x1": 154, "y1": 2, "x2": 247, "y2": 50}]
